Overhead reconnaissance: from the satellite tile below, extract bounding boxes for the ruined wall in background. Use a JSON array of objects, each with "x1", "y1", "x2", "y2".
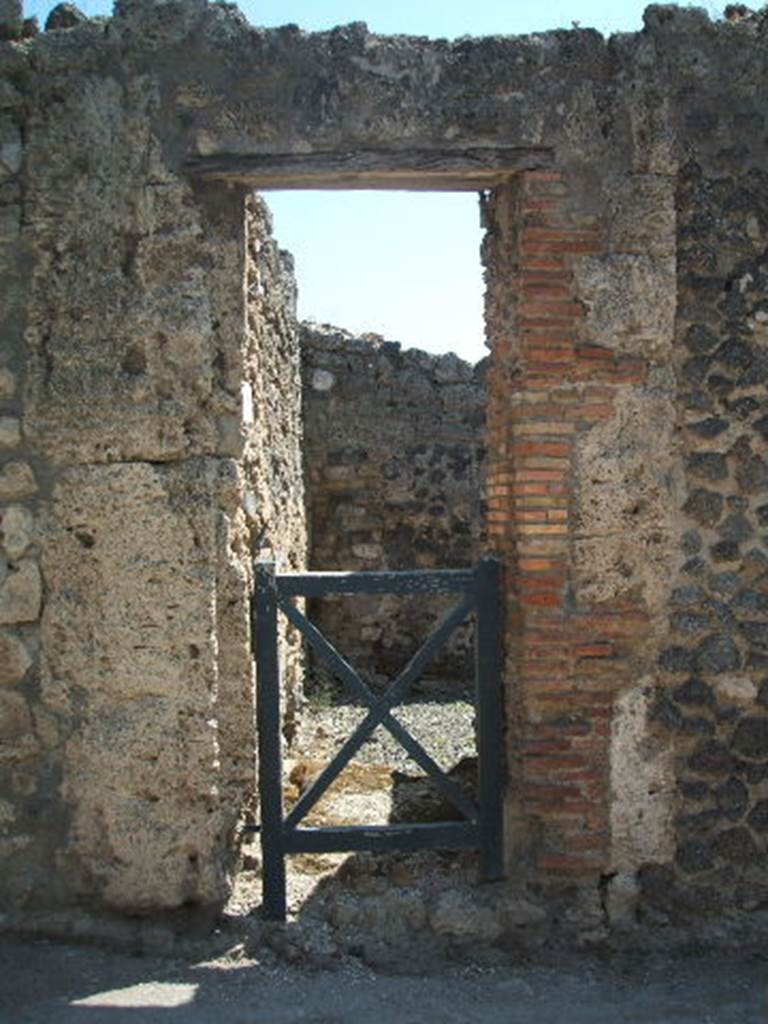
[{"x1": 301, "y1": 324, "x2": 486, "y2": 684}]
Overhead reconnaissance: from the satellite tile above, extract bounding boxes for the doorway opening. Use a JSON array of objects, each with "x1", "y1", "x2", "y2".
[{"x1": 205, "y1": 151, "x2": 540, "y2": 939}]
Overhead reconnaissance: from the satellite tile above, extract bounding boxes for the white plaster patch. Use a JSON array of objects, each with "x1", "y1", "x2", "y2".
[
  {"x1": 240, "y1": 381, "x2": 254, "y2": 425},
  {"x1": 610, "y1": 683, "x2": 676, "y2": 872}
]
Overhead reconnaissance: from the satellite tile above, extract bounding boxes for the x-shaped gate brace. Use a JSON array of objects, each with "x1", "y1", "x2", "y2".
[{"x1": 247, "y1": 559, "x2": 504, "y2": 922}]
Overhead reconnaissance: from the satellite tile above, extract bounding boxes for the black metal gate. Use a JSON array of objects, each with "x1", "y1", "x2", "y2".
[{"x1": 249, "y1": 558, "x2": 504, "y2": 921}]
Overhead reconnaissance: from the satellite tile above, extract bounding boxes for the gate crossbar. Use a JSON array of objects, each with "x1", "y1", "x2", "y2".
[
  {"x1": 279, "y1": 594, "x2": 478, "y2": 828},
  {"x1": 251, "y1": 560, "x2": 503, "y2": 921}
]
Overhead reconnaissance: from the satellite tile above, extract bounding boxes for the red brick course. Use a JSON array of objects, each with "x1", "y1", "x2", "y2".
[{"x1": 484, "y1": 171, "x2": 651, "y2": 877}]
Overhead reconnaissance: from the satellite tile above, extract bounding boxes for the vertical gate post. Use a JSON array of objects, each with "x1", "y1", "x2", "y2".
[
  {"x1": 253, "y1": 561, "x2": 287, "y2": 921},
  {"x1": 475, "y1": 556, "x2": 505, "y2": 880}
]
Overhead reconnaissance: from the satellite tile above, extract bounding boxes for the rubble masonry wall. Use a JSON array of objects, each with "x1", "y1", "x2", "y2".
[
  {"x1": 0, "y1": 0, "x2": 767, "y2": 928},
  {"x1": 301, "y1": 323, "x2": 485, "y2": 683}
]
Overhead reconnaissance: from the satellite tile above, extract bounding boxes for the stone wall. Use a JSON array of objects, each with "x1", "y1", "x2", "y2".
[
  {"x1": 2, "y1": 0, "x2": 768, "y2": 934},
  {"x1": 642, "y1": 40, "x2": 768, "y2": 920},
  {"x1": 301, "y1": 324, "x2": 486, "y2": 684},
  {"x1": 0, "y1": 18, "x2": 305, "y2": 916},
  {"x1": 243, "y1": 195, "x2": 307, "y2": 740}
]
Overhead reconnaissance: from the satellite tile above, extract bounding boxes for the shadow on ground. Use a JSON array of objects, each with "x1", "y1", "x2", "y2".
[{"x1": 1, "y1": 935, "x2": 765, "y2": 1024}]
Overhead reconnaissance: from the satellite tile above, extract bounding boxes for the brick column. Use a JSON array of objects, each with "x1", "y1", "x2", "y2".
[{"x1": 485, "y1": 172, "x2": 651, "y2": 876}]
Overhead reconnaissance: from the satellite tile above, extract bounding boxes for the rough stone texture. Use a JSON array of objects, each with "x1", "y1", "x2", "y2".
[
  {"x1": 0, "y1": 627, "x2": 31, "y2": 683},
  {"x1": 1, "y1": 0, "x2": 768, "y2": 932},
  {"x1": 610, "y1": 685, "x2": 676, "y2": 874},
  {"x1": 40, "y1": 460, "x2": 242, "y2": 910},
  {"x1": 0, "y1": 462, "x2": 35, "y2": 501},
  {"x1": 0, "y1": 22, "x2": 306, "y2": 914},
  {"x1": 44, "y1": 4, "x2": 86, "y2": 32},
  {"x1": 0, "y1": 503, "x2": 32, "y2": 558},
  {"x1": 0, "y1": 558, "x2": 41, "y2": 623},
  {"x1": 0, "y1": 0, "x2": 22, "y2": 41},
  {"x1": 242, "y1": 194, "x2": 307, "y2": 738},
  {"x1": 301, "y1": 324, "x2": 485, "y2": 681},
  {"x1": 572, "y1": 386, "x2": 679, "y2": 610},
  {"x1": 430, "y1": 888, "x2": 503, "y2": 942}
]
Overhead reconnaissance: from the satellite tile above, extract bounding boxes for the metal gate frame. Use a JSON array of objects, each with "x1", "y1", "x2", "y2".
[{"x1": 248, "y1": 557, "x2": 504, "y2": 921}]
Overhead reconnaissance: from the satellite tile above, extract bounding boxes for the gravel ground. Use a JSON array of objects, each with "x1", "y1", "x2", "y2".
[
  {"x1": 2, "y1": 936, "x2": 765, "y2": 1024},
  {"x1": 292, "y1": 695, "x2": 476, "y2": 772},
  {"x1": 226, "y1": 694, "x2": 478, "y2": 920}
]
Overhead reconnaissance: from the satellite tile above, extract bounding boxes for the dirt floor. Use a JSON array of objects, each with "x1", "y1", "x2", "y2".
[{"x1": 1, "y1": 934, "x2": 765, "y2": 1023}]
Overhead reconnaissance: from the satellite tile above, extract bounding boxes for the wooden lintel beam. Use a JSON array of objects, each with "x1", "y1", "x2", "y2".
[{"x1": 184, "y1": 146, "x2": 554, "y2": 191}]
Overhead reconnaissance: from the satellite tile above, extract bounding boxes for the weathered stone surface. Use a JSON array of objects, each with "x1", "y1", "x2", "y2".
[
  {"x1": 0, "y1": 0, "x2": 22, "y2": 39},
  {"x1": 0, "y1": 369, "x2": 16, "y2": 398},
  {"x1": 44, "y1": 3, "x2": 87, "y2": 30},
  {"x1": 43, "y1": 460, "x2": 248, "y2": 910},
  {"x1": 683, "y1": 324, "x2": 719, "y2": 355},
  {"x1": 673, "y1": 677, "x2": 715, "y2": 707},
  {"x1": 329, "y1": 889, "x2": 427, "y2": 935},
  {"x1": 0, "y1": 462, "x2": 35, "y2": 501},
  {"x1": 3, "y1": 0, "x2": 768, "y2": 927},
  {"x1": 684, "y1": 488, "x2": 724, "y2": 527},
  {"x1": 685, "y1": 453, "x2": 728, "y2": 483},
  {"x1": 715, "y1": 777, "x2": 748, "y2": 820},
  {"x1": 717, "y1": 514, "x2": 753, "y2": 543},
  {"x1": 576, "y1": 253, "x2": 675, "y2": 358},
  {"x1": 747, "y1": 800, "x2": 768, "y2": 833},
  {"x1": 22, "y1": 78, "x2": 246, "y2": 466},
  {"x1": 241, "y1": 194, "x2": 307, "y2": 734},
  {"x1": 711, "y1": 827, "x2": 759, "y2": 864},
  {"x1": 0, "y1": 628, "x2": 31, "y2": 684},
  {"x1": 430, "y1": 889, "x2": 502, "y2": 942},
  {"x1": 0, "y1": 417, "x2": 20, "y2": 450},
  {"x1": 611, "y1": 685, "x2": 676, "y2": 873},
  {"x1": 731, "y1": 717, "x2": 768, "y2": 760},
  {"x1": 714, "y1": 675, "x2": 758, "y2": 704},
  {"x1": 659, "y1": 646, "x2": 695, "y2": 673},
  {"x1": 739, "y1": 621, "x2": 768, "y2": 651},
  {"x1": 694, "y1": 635, "x2": 741, "y2": 674},
  {"x1": 687, "y1": 417, "x2": 729, "y2": 439},
  {"x1": 0, "y1": 559, "x2": 42, "y2": 623},
  {"x1": 0, "y1": 505, "x2": 33, "y2": 559},
  {"x1": 0, "y1": 690, "x2": 32, "y2": 741},
  {"x1": 675, "y1": 839, "x2": 714, "y2": 874},
  {"x1": 710, "y1": 540, "x2": 740, "y2": 564},
  {"x1": 501, "y1": 895, "x2": 548, "y2": 928},
  {"x1": 688, "y1": 741, "x2": 735, "y2": 776},
  {"x1": 604, "y1": 872, "x2": 640, "y2": 927},
  {"x1": 573, "y1": 388, "x2": 678, "y2": 607}
]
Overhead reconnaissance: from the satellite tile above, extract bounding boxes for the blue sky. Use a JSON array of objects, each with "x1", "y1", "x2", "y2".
[{"x1": 25, "y1": 1, "x2": 719, "y2": 360}]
